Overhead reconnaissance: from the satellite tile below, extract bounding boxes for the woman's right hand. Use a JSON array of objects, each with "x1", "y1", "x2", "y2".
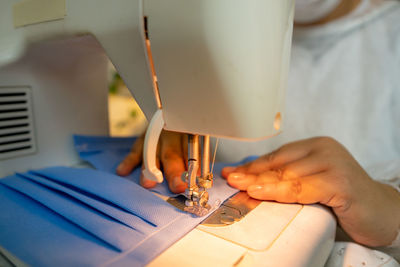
[{"x1": 116, "y1": 130, "x2": 188, "y2": 193}]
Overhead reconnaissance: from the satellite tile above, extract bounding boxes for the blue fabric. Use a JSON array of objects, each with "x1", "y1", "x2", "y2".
[
  {"x1": 0, "y1": 135, "x2": 256, "y2": 266},
  {"x1": 17, "y1": 172, "x2": 156, "y2": 233},
  {"x1": 74, "y1": 135, "x2": 176, "y2": 196},
  {"x1": 30, "y1": 167, "x2": 177, "y2": 226},
  {"x1": 0, "y1": 183, "x2": 123, "y2": 267},
  {"x1": 1, "y1": 173, "x2": 142, "y2": 252}
]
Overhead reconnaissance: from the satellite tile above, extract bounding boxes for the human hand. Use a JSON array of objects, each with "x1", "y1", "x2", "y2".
[
  {"x1": 116, "y1": 130, "x2": 188, "y2": 193},
  {"x1": 221, "y1": 137, "x2": 400, "y2": 247}
]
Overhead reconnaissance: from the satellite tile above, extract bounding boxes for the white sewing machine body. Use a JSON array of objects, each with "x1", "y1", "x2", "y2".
[
  {"x1": 0, "y1": 0, "x2": 336, "y2": 266},
  {"x1": 150, "y1": 194, "x2": 336, "y2": 267}
]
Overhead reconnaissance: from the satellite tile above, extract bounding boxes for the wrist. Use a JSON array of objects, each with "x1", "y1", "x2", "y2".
[
  {"x1": 374, "y1": 181, "x2": 400, "y2": 246},
  {"x1": 339, "y1": 180, "x2": 400, "y2": 247}
]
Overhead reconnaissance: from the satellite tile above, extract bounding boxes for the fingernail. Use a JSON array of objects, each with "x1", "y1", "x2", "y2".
[
  {"x1": 228, "y1": 172, "x2": 245, "y2": 180},
  {"x1": 247, "y1": 184, "x2": 264, "y2": 193},
  {"x1": 142, "y1": 181, "x2": 156, "y2": 188},
  {"x1": 142, "y1": 177, "x2": 157, "y2": 188}
]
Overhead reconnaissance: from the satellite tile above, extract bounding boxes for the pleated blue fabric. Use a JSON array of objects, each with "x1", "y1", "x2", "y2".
[{"x1": 0, "y1": 135, "x2": 256, "y2": 266}]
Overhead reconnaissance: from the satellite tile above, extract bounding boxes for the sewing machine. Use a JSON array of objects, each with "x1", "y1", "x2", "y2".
[{"x1": 0, "y1": 0, "x2": 336, "y2": 266}]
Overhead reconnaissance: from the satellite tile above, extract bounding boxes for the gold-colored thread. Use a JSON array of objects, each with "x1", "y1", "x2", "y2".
[
  {"x1": 210, "y1": 138, "x2": 219, "y2": 174},
  {"x1": 232, "y1": 252, "x2": 247, "y2": 266},
  {"x1": 143, "y1": 16, "x2": 162, "y2": 109}
]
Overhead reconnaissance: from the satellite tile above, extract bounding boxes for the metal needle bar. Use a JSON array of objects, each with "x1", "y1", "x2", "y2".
[
  {"x1": 187, "y1": 134, "x2": 199, "y2": 192},
  {"x1": 201, "y1": 135, "x2": 210, "y2": 178}
]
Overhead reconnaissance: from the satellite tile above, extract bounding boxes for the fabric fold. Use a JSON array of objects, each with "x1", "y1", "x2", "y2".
[
  {"x1": 17, "y1": 172, "x2": 154, "y2": 234},
  {"x1": 0, "y1": 183, "x2": 122, "y2": 267},
  {"x1": 0, "y1": 175, "x2": 144, "y2": 252},
  {"x1": 0, "y1": 135, "x2": 256, "y2": 266},
  {"x1": 73, "y1": 135, "x2": 173, "y2": 196},
  {"x1": 30, "y1": 167, "x2": 178, "y2": 226}
]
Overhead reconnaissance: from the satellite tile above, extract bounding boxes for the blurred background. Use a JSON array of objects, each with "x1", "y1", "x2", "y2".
[{"x1": 108, "y1": 63, "x2": 148, "y2": 137}]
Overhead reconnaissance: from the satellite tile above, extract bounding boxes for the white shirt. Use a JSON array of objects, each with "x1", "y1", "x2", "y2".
[
  {"x1": 217, "y1": 0, "x2": 400, "y2": 185},
  {"x1": 218, "y1": 0, "x2": 400, "y2": 170},
  {"x1": 217, "y1": 0, "x2": 400, "y2": 261}
]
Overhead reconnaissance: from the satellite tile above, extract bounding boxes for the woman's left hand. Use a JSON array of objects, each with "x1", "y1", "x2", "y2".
[{"x1": 221, "y1": 137, "x2": 400, "y2": 247}]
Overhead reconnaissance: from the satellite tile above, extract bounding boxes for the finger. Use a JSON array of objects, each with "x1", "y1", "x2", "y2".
[
  {"x1": 223, "y1": 138, "x2": 316, "y2": 177},
  {"x1": 221, "y1": 166, "x2": 237, "y2": 179},
  {"x1": 226, "y1": 173, "x2": 258, "y2": 191},
  {"x1": 139, "y1": 152, "x2": 161, "y2": 188},
  {"x1": 280, "y1": 153, "x2": 330, "y2": 179},
  {"x1": 140, "y1": 164, "x2": 158, "y2": 188},
  {"x1": 160, "y1": 131, "x2": 187, "y2": 193},
  {"x1": 116, "y1": 135, "x2": 145, "y2": 176},
  {"x1": 226, "y1": 170, "x2": 281, "y2": 190},
  {"x1": 247, "y1": 173, "x2": 335, "y2": 205},
  {"x1": 221, "y1": 156, "x2": 280, "y2": 179}
]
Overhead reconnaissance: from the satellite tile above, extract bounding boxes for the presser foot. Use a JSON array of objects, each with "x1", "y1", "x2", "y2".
[
  {"x1": 153, "y1": 192, "x2": 212, "y2": 217},
  {"x1": 181, "y1": 171, "x2": 212, "y2": 216},
  {"x1": 155, "y1": 191, "x2": 261, "y2": 220},
  {"x1": 183, "y1": 204, "x2": 211, "y2": 217},
  {"x1": 183, "y1": 186, "x2": 211, "y2": 217}
]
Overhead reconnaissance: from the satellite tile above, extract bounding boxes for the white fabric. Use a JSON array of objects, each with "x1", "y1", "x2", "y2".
[
  {"x1": 294, "y1": 0, "x2": 342, "y2": 23},
  {"x1": 325, "y1": 242, "x2": 399, "y2": 267},
  {"x1": 216, "y1": 0, "x2": 400, "y2": 261}
]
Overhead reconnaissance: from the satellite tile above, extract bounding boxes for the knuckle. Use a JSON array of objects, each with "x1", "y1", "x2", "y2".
[
  {"x1": 314, "y1": 136, "x2": 338, "y2": 147},
  {"x1": 236, "y1": 162, "x2": 252, "y2": 173},
  {"x1": 270, "y1": 167, "x2": 295, "y2": 181},
  {"x1": 273, "y1": 168, "x2": 285, "y2": 181},
  {"x1": 280, "y1": 168, "x2": 296, "y2": 180},
  {"x1": 257, "y1": 150, "x2": 279, "y2": 169},
  {"x1": 266, "y1": 151, "x2": 277, "y2": 163},
  {"x1": 276, "y1": 144, "x2": 288, "y2": 154},
  {"x1": 288, "y1": 179, "x2": 303, "y2": 200},
  {"x1": 312, "y1": 136, "x2": 342, "y2": 157}
]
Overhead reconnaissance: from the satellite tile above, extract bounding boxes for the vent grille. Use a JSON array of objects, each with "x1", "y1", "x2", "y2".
[{"x1": 0, "y1": 87, "x2": 36, "y2": 160}]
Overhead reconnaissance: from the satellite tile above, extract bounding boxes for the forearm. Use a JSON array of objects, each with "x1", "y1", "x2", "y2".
[
  {"x1": 378, "y1": 182, "x2": 400, "y2": 247},
  {"x1": 336, "y1": 179, "x2": 400, "y2": 247},
  {"x1": 366, "y1": 160, "x2": 400, "y2": 246}
]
